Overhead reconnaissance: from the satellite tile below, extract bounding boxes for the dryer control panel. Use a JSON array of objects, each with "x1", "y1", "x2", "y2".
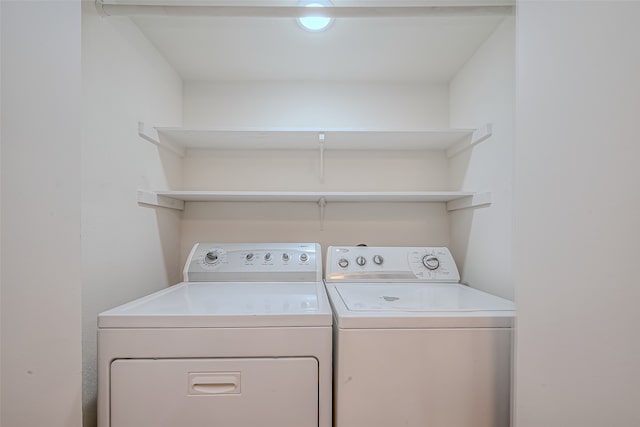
[
  {"x1": 184, "y1": 243, "x2": 322, "y2": 282},
  {"x1": 325, "y1": 246, "x2": 460, "y2": 283}
]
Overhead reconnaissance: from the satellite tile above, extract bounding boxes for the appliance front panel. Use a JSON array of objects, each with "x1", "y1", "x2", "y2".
[
  {"x1": 334, "y1": 328, "x2": 512, "y2": 427},
  {"x1": 111, "y1": 357, "x2": 318, "y2": 427}
]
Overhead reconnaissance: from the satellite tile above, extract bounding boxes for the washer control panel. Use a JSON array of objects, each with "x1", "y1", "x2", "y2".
[
  {"x1": 184, "y1": 243, "x2": 321, "y2": 282},
  {"x1": 326, "y1": 246, "x2": 460, "y2": 283}
]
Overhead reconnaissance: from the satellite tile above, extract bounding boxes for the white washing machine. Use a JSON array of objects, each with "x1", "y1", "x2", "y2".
[
  {"x1": 325, "y1": 246, "x2": 516, "y2": 427},
  {"x1": 98, "y1": 243, "x2": 332, "y2": 427}
]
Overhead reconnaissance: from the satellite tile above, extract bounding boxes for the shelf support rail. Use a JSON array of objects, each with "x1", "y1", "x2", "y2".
[
  {"x1": 318, "y1": 197, "x2": 327, "y2": 231},
  {"x1": 318, "y1": 132, "x2": 325, "y2": 183},
  {"x1": 446, "y1": 192, "x2": 492, "y2": 211},
  {"x1": 97, "y1": 2, "x2": 515, "y2": 18},
  {"x1": 447, "y1": 123, "x2": 492, "y2": 158},
  {"x1": 137, "y1": 190, "x2": 185, "y2": 211},
  {"x1": 138, "y1": 122, "x2": 185, "y2": 157}
]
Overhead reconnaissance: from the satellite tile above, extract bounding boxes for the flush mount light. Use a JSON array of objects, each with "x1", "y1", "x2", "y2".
[{"x1": 297, "y1": 0, "x2": 334, "y2": 32}]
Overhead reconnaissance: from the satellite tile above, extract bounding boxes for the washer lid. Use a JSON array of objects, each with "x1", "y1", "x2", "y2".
[
  {"x1": 327, "y1": 282, "x2": 515, "y2": 329},
  {"x1": 99, "y1": 282, "x2": 332, "y2": 328},
  {"x1": 336, "y1": 283, "x2": 515, "y2": 312}
]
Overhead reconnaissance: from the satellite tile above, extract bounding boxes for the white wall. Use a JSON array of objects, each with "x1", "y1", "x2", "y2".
[
  {"x1": 1, "y1": 1, "x2": 82, "y2": 426},
  {"x1": 448, "y1": 18, "x2": 515, "y2": 299},
  {"x1": 81, "y1": 5, "x2": 183, "y2": 427},
  {"x1": 180, "y1": 81, "x2": 452, "y2": 262},
  {"x1": 183, "y1": 81, "x2": 449, "y2": 129},
  {"x1": 515, "y1": 2, "x2": 640, "y2": 425},
  {"x1": 180, "y1": 201, "x2": 452, "y2": 268},
  {"x1": 180, "y1": 148, "x2": 452, "y2": 263},
  {"x1": 0, "y1": 0, "x2": 3, "y2": 418},
  {"x1": 183, "y1": 149, "x2": 450, "y2": 192}
]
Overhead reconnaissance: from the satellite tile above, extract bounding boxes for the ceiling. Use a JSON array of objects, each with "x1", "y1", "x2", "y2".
[{"x1": 132, "y1": 13, "x2": 505, "y2": 82}]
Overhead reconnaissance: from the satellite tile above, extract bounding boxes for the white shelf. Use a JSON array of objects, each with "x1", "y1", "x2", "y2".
[
  {"x1": 138, "y1": 190, "x2": 491, "y2": 212},
  {"x1": 138, "y1": 123, "x2": 492, "y2": 158},
  {"x1": 136, "y1": 123, "x2": 494, "y2": 223},
  {"x1": 157, "y1": 128, "x2": 475, "y2": 150}
]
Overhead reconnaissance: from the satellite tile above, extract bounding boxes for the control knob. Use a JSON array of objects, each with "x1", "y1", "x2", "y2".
[
  {"x1": 282, "y1": 253, "x2": 290, "y2": 262},
  {"x1": 338, "y1": 258, "x2": 349, "y2": 268},
  {"x1": 264, "y1": 252, "x2": 272, "y2": 261},
  {"x1": 422, "y1": 255, "x2": 440, "y2": 270},
  {"x1": 356, "y1": 256, "x2": 366, "y2": 266},
  {"x1": 373, "y1": 255, "x2": 384, "y2": 265},
  {"x1": 299, "y1": 253, "x2": 309, "y2": 262},
  {"x1": 245, "y1": 253, "x2": 254, "y2": 262},
  {"x1": 204, "y1": 251, "x2": 221, "y2": 265}
]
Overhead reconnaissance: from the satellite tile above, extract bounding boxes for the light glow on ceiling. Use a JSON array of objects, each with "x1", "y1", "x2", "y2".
[{"x1": 297, "y1": 0, "x2": 334, "y2": 32}]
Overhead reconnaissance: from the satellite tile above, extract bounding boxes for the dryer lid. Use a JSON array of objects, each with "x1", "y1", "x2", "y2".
[
  {"x1": 336, "y1": 283, "x2": 515, "y2": 312},
  {"x1": 99, "y1": 281, "x2": 332, "y2": 328}
]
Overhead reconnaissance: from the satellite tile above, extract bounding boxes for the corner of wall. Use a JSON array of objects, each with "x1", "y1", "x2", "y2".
[
  {"x1": 447, "y1": 17, "x2": 515, "y2": 300},
  {"x1": 81, "y1": 8, "x2": 184, "y2": 427}
]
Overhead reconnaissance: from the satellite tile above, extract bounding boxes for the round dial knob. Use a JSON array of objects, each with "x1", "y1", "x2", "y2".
[
  {"x1": 422, "y1": 255, "x2": 440, "y2": 270},
  {"x1": 264, "y1": 252, "x2": 272, "y2": 261},
  {"x1": 373, "y1": 255, "x2": 384, "y2": 265},
  {"x1": 282, "y1": 253, "x2": 290, "y2": 262},
  {"x1": 299, "y1": 253, "x2": 309, "y2": 262},
  {"x1": 338, "y1": 258, "x2": 349, "y2": 268},
  {"x1": 245, "y1": 253, "x2": 254, "y2": 262},
  {"x1": 204, "y1": 251, "x2": 221, "y2": 265},
  {"x1": 356, "y1": 256, "x2": 366, "y2": 266}
]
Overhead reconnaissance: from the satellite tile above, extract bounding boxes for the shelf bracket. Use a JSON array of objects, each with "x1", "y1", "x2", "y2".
[
  {"x1": 137, "y1": 190, "x2": 185, "y2": 211},
  {"x1": 318, "y1": 197, "x2": 327, "y2": 231},
  {"x1": 318, "y1": 132, "x2": 325, "y2": 182},
  {"x1": 447, "y1": 123, "x2": 492, "y2": 158},
  {"x1": 446, "y1": 192, "x2": 492, "y2": 211},
  {"x1": 138, "y1": 122, "x2": 185, "y2": 157}
]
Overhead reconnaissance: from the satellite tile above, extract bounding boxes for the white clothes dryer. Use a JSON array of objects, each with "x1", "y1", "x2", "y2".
[
  {"x1": 98, "y1": 243, "x2": 332, "y2": 427},
  {"x1": 325, "y1": 246, "x2": 515, "y2": 427}
]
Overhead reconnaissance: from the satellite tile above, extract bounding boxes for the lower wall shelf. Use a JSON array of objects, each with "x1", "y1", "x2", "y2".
[{"x1": 137, "y1": 190, "x2": 491, "y2": 212}]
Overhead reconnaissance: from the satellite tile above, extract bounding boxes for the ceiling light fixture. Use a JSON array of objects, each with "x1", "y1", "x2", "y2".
[{"x1": 297, "y1": 0, "x2": 334, "y2": 32}]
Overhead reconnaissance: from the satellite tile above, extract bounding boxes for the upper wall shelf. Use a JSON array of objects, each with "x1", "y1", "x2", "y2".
[
  {"x1": 138, "y1": 123, "x2": 492, "y2": 158},
  {"x1": 137, "y1": 189, "x2": 491, "y2": 229},
  {"x1": 137, "y1": 190, "x2": 492, "y2": 213}
]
